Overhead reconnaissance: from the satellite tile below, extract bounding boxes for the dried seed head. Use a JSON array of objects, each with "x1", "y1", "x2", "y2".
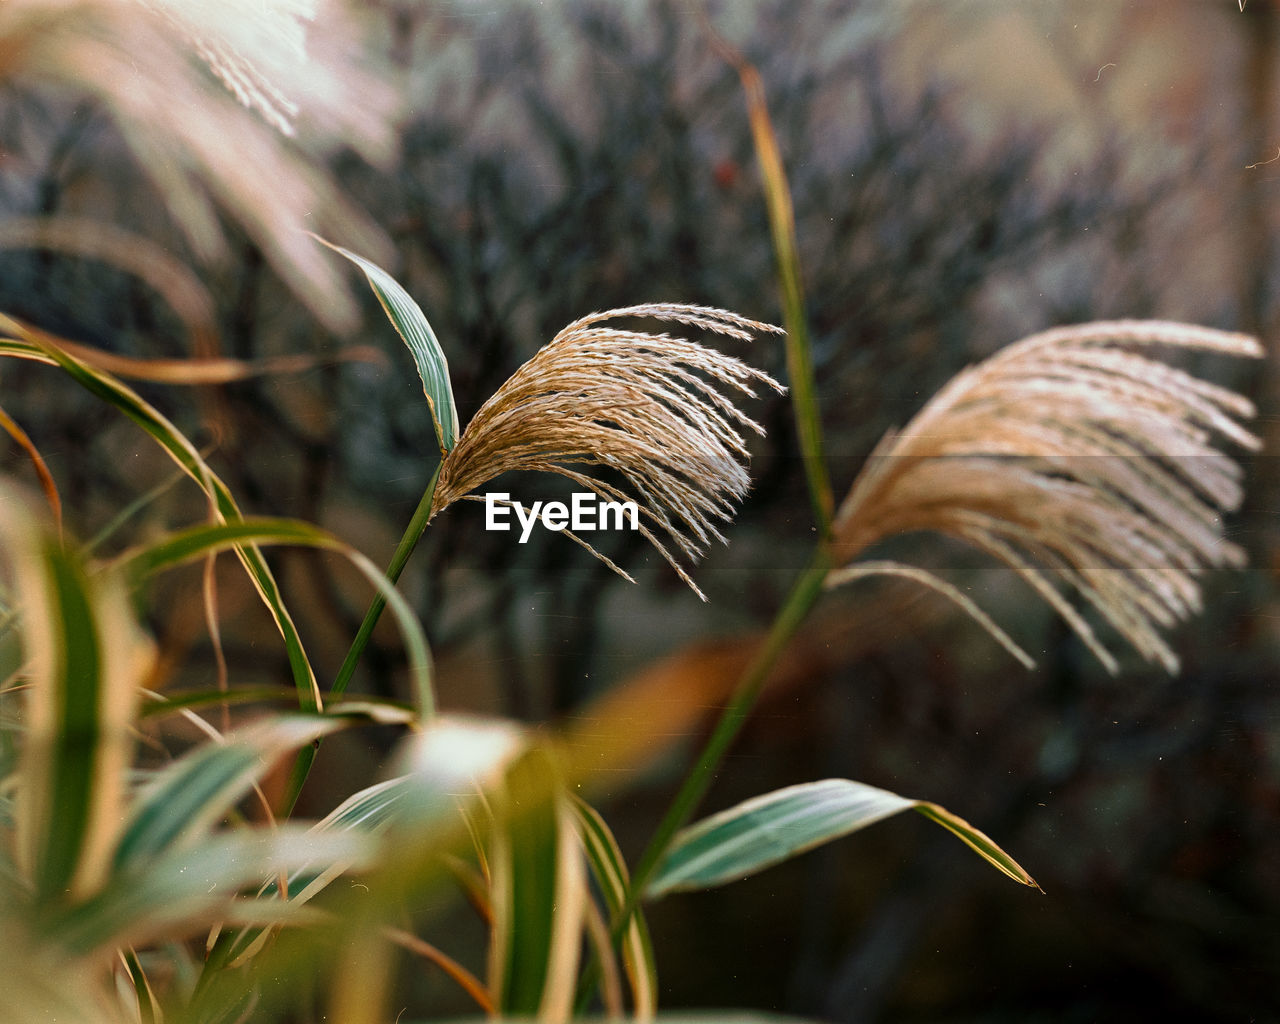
[
  {"x1": 137, "y1": 0, "x2": 314, "y2": 137},
  {"x1": 827, "y1": 320, "x2": 1262, "y2": 673},
  {"x1": 432, "y1": 304, "x2": 785, "y2": 600}
]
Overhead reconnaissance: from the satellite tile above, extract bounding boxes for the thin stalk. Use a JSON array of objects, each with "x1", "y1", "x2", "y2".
[
  {"x1": 706, "y1": 25, "x2": 834, "y2": 535},
  {"x1": 331, "y1": 461, "x2": 442, "y2": 702},
  {"x1": 626, "y1": 546, "x2": 831, "y2": 909},
  {"x1": 575, "y1": 546, "x2": 833, "y2": 1010},
  {"x1": 583, "y1": 25, "x2": 840, "y2": 1011},
  {"x1": 280, "y1": 461, "x2": 441, "y2": 813}
]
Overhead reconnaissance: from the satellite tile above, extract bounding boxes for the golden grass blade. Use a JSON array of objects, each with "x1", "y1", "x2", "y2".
[
  {"x1": 704, "y1": 23, "x2": 834, "y2": 533},
  {"x1": 825, "y1": 559, "x2": 1035, "y2": 669},
  {"x1": 1, "y1": 312, "x2": 382, "y2": 385},
  {"x1": 828, "y1": 320, "x2": 1262, "y2": 672},
  {"x1": 0, "y1": 405, "x2": 61, "y2": 535},
  {"x1": 385, "y1": 927, "x2": 495, "y2": 1014},
  {"x1": 0, "y1": 216, "x2": 219, "y2": 360}
]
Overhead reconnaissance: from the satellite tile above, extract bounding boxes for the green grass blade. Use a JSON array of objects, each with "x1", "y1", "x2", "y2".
[
  {"x1": 218, "y1": 774, "x2": 421, "y2": 967},
  {"x1": 313, "y1": 237, "x2": 459, "y2": 454},
  {"x1": 572, "y1": 796, "x2": 658, "y2": 1017},
  {"x1": 113, "y1": 715, "x2": 344, "y2": 874},
  {"x1": 490, "y1": 747, "x2": 587, "y2": 1018},
  {"x1": 646, "y1": 778, "x2": 1039, "y2": 899},
  {"x1": 2, "y1": 498, "x2": 146, "y2": 905},
  {"x1": 119, "y1": 517, "x2": 436, "y2": 723},
  {"x1": 0, "y1": 327, "x2": 322, "y2": 718},
  {"x1": 47, "y1": 827, "x2": 376, "y2": 955},
  {"x1": 122, "y1": 948, "x2": 160, "y2": 1024},
  {"x1": 709, "y1": 35, "x2": 833, "y2": 533},
  {"x1": 217, "y1": 718, "x2": 525, "y2": 969}
]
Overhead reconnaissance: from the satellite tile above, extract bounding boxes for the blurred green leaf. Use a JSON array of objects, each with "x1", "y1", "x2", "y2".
[
  {"x1": 219, "y1": 717, "x2": 525, "y2": 969},
  {"x1": 490, "y1": 747, "x2": 587, "y2": 1019},
  {"x1": 0, "y1": 496, "x2": 146, "y2": 906},
  {"x1": 572, "y1": 796, "x2": 657, "y2": 1017},
  {"x1": 647, "y1": 778, "x2": 1039, "y2": 898},
  {"x1": 313, "y1": 237, "x2": 459, "y2": 454},
  {"x1": 113, "y1": 716, "x2": 344, "y2": 875},
  {"x1": 46, "y1": 827, "x2": 376, "y2": 955}
]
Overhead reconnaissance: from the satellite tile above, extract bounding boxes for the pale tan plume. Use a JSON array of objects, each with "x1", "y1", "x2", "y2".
[
  {"x1": 432, "y1": 304, "x2": 785, "y2": 601},
  {"x1": 826, "y1": 320, "x2": 1263, "y2": 673},
  {"x1": 0, "y1": 0, "x2": 395, "y2": 330}
]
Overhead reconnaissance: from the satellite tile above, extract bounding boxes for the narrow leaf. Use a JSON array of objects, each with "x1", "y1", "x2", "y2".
[
  {"x1": 47, "y1": 828, "x2": 376, "y2": 955},
  {"x1": 220, "y1": 717, "x2": 524, "y2": 967},
  {"x1": 0, "y1": 324, "x2": 322, "y2": 719},
  {"x1": 313, "y1": 237, "x2": 459, "y2": 454},
  {"x1": 113, "y1": 715, "x2": 343, "y2": 874},
  {"x1": 119, "y1": 517, "x2": 436, "y2": 722},
  {"x1": 2, "y1": 497, "x2": 149, "y2": 904},
  {"x1": 707, "y1": 32, "x2": 833, "y2": 532},
  {"x1": 646, "y1": 778, "x2": 1038, "y2": 899},
  {"x1": 489, "y1": 747, "x2": 587, "y2": 1019},
  {"x1": 572, "y1": 796, "x2": 657, "y2": 1018}
]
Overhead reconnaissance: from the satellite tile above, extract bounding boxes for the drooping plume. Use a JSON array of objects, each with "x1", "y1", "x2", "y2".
[
  {"x1": 431, "y1": 304, "x2": 785, "y2": 600},
  {"x1": 826, "y1": 320, "x2": 1262, "y2": 673}
]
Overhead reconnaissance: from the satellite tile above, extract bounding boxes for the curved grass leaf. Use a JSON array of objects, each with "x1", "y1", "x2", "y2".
[
  {"x1": 572, "y1": 796, "x2": 657, "y2": 1018},
  {"x1": 46, "y1": 827, "x2": 376, "y2": 955},
  {"x1": 0, "y1": 495, "x2": 148, "y2": 904},
  {"x1": 139, "y1": 685, "x2": 298, "y2": 719},
  {"x1": 0, "y1": 323, "x2": 321, "y2": 721},
  {"x1": 218, "y1": 717, "x2": 525, "y2": 968},
  {"x1": 113, "y1": 715, "x2": 344, "y2": 875},
  {"x1": 489, "y1": 747, "x2": 587, "y2": 1019},
  {"x1": 313, "y1": 237, "x2": 459, "y2": 454},
  {"x1": 119, "y1": 517, "x2": 435, "y2": 722},
  {"x1": 646, "y1": 778, "x2": 1039, "y2": 899}
]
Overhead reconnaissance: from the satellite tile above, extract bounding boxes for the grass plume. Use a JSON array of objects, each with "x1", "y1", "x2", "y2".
[
  {"x1": 826, "y1": 320, "x2": 1263, "y2": 673},
  {"x1": 431, "y1": 304, "x2": 785, "y2": 600},
  {"x1": 1, "y1": 0, "x2": 394, "y2": 329}
]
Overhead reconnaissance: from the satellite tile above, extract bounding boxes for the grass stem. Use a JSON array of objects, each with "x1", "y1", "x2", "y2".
[{"x1": 281, "y1": 461, "x2": 441, "y2": 814}]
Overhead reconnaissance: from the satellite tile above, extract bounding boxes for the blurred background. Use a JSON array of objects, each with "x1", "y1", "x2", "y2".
[{"x1": 1, "y1": 0, "x2": 1278, "y2": 1019}]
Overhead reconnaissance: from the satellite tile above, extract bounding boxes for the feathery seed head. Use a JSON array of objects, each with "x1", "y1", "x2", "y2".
[
  {"x1": 432, "y1": 304, "x2": 785, "y2": 600},
  {"x1": 827, "y1": 320, "x2": 1262, "y2": 673}
]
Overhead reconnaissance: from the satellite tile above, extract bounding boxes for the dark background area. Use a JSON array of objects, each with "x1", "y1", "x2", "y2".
[{"x1": 2, "y1": 1, "x2": 1278, "y2": 1020}]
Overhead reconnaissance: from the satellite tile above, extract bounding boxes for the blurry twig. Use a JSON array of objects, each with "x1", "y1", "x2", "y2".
[{"x1": 0, "y1": 403, "x2": 61, "y2": 537}]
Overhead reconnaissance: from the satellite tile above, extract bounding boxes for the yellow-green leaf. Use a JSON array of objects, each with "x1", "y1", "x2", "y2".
[
  {"x1": 314, "y1": 237, "x2": 459, "y2": 454},
  {"x1": 646, "y1": 778, "x2": 1039, "y2": 898}
]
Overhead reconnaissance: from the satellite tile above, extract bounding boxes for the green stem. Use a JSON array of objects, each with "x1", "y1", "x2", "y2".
[
  {"x1": 575, "y1": 546, "x2": 833, "y2": 1011},
  {"x1": 281, "y1": 462, "x2": 442, "y2": 814},
  {"x1": 331, "y1": 461, "x2": 443, "y2": 703},
  {"x1": 625, "y1": 546, "x2": 832, "y2": 908}
]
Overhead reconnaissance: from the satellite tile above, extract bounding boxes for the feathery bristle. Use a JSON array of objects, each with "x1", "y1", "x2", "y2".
[
  {"x1": 432, "y1": 304, "x2": 785, "y2": 600},
  {"x1": 138, "y1": 0, "x2": 316, "y2": 137},
  {"x1": 827, "y1": 320, "x2": 1262, "y2": 673}
]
